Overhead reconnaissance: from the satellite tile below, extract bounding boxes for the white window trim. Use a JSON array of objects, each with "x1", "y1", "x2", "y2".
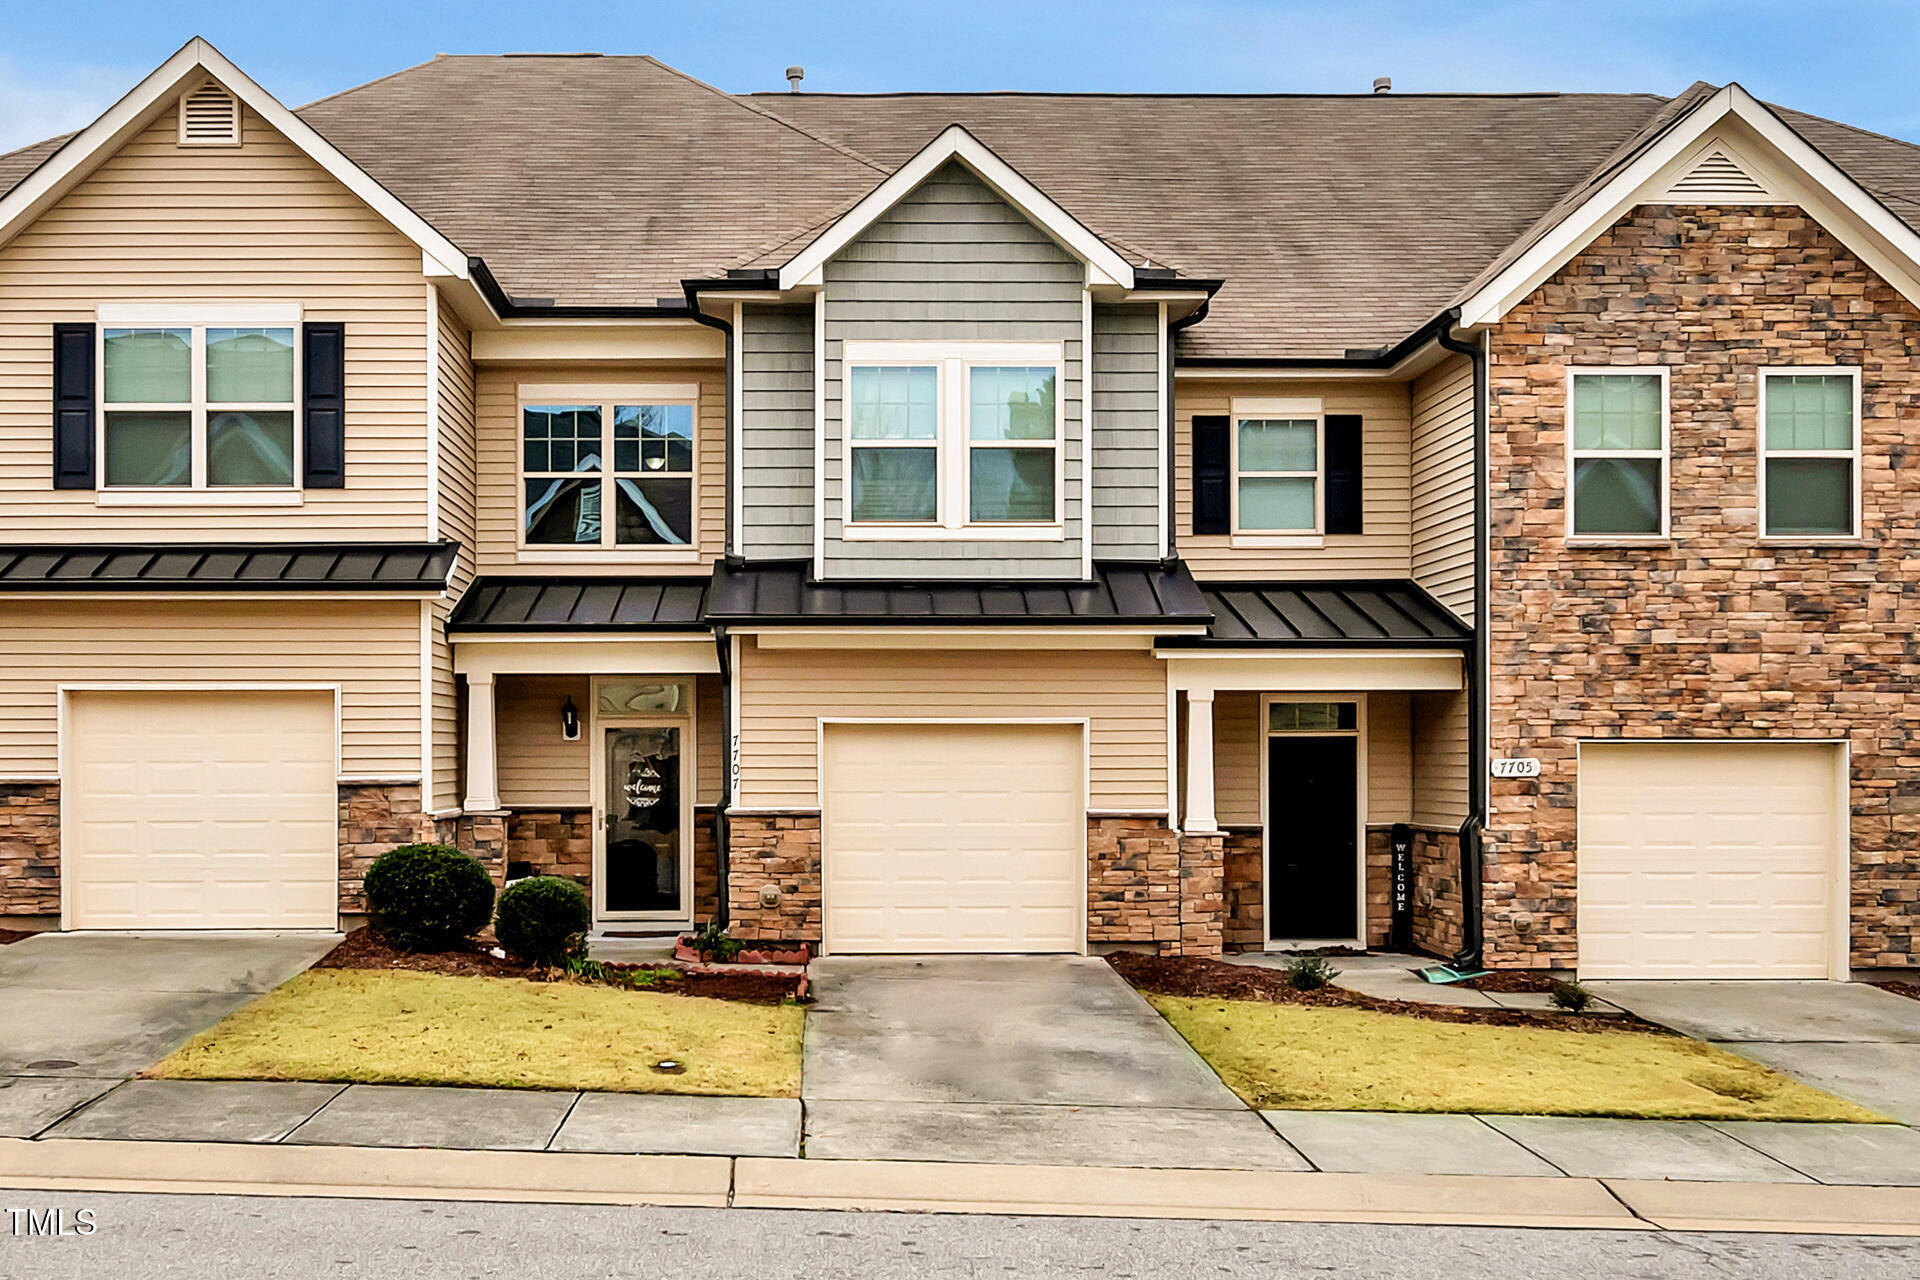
[
  {"x1": 515, "y1": 382, "x2": 702, "y2": 563},
  {"x1": 95, "y1": 308, "x2": 303, "y2": 500},
  {"x1": 1259, "y1": 692, "x2": 1368, "y2": 952},
  {"x1": 1758, "y1": 366, "x2": 1864, "y2": 543},
  {"x1": 1230, "y1": 395, "x2": 1324, "y2": 542},
  {"x1": 1564, "y1": 366, "x2": 1670, "y2": 543},
  {"x1": 841, "y1": 339, "x2": 1066, "y2": 541}
]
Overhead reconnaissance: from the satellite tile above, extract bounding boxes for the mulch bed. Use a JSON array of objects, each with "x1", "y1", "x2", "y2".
[
  {"x1": 1458, "y1": 970, "x2": 1564, "y2": 994},
  {"x1": 315, "y1": 929, "x2": 803, "y2": 1005},
  {"x1": 1875, "y1": 981, "x2": 1920, "y2": 1004},
  {"x1": 1109, "y1": 953, "x2": 1666, "y2": 1035},
  {"x1": 0, "y1": 928, "x2": 33, "y2": 945}
]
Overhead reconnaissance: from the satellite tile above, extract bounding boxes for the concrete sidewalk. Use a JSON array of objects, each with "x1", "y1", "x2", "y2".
[{"x1": 20, "y1": 1075, "x2": 1920, "y2": 1188}]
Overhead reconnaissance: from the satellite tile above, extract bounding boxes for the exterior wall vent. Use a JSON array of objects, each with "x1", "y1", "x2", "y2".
[
  {"x1": 178, "y1": 81, "x2": 242, "y2": 147},
  {"x1": 1662, "y1": 147, "x2": 1774, "y2": 202}
]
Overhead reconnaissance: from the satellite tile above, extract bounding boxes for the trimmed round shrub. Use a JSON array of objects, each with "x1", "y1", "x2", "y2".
[
  {"x1": 362, "y1": 843, "x2": 496, "y2": 952},
  {"x1": 495, "y1": 876, "x2": 592, "y2": 967}
]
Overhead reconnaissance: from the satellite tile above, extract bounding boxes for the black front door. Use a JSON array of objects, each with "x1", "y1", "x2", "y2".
[{"x1": 1266, "y1": 735, "x2": 1358, "y2": 941}]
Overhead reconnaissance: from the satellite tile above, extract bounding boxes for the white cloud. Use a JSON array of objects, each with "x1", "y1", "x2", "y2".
[{"x1": 0, "y1": 56, "x2": 138, "y2": 154}]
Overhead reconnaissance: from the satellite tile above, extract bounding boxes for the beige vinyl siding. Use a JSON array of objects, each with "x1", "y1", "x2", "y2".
[
  {"x1": 1410, "y1": 355, "x2": 1476, "y2": 621},
  {"x1": 1174, "y1": 380, "x2": 1411, "y2": 579},
  {"x1": 496, "y1": 673, "x2": 723, "y2": 809},
  {"x1": 1211, "y1": 692, "x2": 1410, "y2": 827},
  {"x1": 0, "y1": 106, "x2": 429, "y2": 537},
  {"x1": 431, "y1": 297, "x2": 476, "y2": 812},
  {"x1": 0, "y1": 600, "x2": 422, "y2": 778},
  {"x1": 1412, "y1": 689, "x2": 1470, "y2": 828},
  {"x1": 737, "y1": 640, "x2": 1168, "y2": 813},
  {"x1": 498, "y1": 676, "x2": 590, "y2": 806},
  {"x1": 473, "y1": 361, "x2": 725, "y2": 574}
]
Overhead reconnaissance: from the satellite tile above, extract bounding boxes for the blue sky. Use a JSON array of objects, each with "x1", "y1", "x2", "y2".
[{"x1": 5, "y1": 1, "x2": 1920, "y2": 152}]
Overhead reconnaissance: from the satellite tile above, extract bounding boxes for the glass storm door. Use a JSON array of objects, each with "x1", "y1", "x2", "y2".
[{"x1": 601, "y1": 725, "x2": 684, "y2": 917}]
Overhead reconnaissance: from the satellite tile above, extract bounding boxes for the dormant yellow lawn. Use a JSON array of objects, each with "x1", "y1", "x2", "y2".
[
  {"x1": 152, "y1": 969, "x2": 803, "y2": 1097},
  {"x1": 1150, "y1": 996, "x2": 1887, "y2": 1122}
]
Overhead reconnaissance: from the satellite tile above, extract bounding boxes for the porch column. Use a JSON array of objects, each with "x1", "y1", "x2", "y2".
[
  {"x1": 462, "y1": 672, "x2": 501, "y2": 812},
  {"x1": 1184, "y1": 688, "x2": 1218, "y2": 833}
]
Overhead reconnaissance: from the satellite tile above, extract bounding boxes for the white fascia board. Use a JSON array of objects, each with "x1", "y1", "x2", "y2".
[
  {"x1": 747, "y1": 626, "x2": 1199, "y2": 651},
  {"x1": 1457, "y1": 84, "x2": 1920, "y2": 326},
  {"x1": 776, "y1": 124, "x2": 1136, "y2": 292},
  {"x1": 0, "y1": 37, "x2": 471, "y2": 287}
]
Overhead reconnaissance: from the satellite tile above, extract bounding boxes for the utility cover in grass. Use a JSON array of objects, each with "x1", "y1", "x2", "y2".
[
  {"x1": 151, "y1": 969, "x2": 803, "y2": 1097},
  {"x1": 1150, "y1": 997, "x2": 1889, "y2": 1122}
]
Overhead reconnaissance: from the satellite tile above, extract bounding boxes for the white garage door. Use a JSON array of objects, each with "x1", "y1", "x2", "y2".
[
  {"x1": 822, "y1": 722, "x2": 1084, "y2": 954},
  {"x1": 1578, "y1": 743, "x2": 1842, "y2": 979},
  {"x1": 65, "y1": 690, "x2": 339, "y2": 929}
]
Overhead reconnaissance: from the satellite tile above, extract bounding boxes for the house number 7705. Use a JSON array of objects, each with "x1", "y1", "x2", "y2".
[{"x1": 1490, "y1": 758, "x2": 1542, "y2": 779}]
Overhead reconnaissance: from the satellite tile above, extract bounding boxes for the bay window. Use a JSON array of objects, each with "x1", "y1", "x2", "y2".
[
  {"x1": 1762, "y1": 369, "x2": 1859, "y2": 539},
  {"x1": 844, "y1": 342, "x2": 1062, "y2": 535}
]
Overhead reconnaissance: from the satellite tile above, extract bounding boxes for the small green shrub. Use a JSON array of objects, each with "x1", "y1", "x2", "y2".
[
  {"x1": 495, "y1": 876, "x2": 591, "y2": 967},
  {"x1": 1284, "y1": 955, "x2": 1341, "y2": 991},
  {"x1": 362, "y1": 843, "x2": 495, "y2": 952},
  {"x1": 691, "y1": 919, "x2": 745, "y2": 962},
  {"x1": 1550, "y1": 979, "x2": 1594, "y2": 1014}
]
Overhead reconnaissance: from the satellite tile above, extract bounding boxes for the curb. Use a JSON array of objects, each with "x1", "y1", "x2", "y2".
[
  {"x1": 733, "y1": 1158, "x2": 1647, "y2": 1228},
  {"x1": 0, "y1": 1138, "x2": 731, "y2": 1207},
  {"x1": 5, "y1": 1138, "x2": 1920, "y2": 1235}
]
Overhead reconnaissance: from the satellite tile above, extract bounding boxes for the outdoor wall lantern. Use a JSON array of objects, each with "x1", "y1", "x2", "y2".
[{"x1": 560, "y1": 696, "x2": 581, "y2": 741}]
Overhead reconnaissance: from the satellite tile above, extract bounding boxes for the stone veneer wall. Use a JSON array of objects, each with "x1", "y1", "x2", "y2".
[
  {"x1": 1220, "y1": 825, "x2": 1407, "y2": 953},
  {"x1": 337, "y1": 783, "x2": 440, "y2": 913},
  {"x1": 726, "y1": 813, "x2": 822, "y2": 942},
  {"x1": 0, "y1": 782, "x2": 59, "y2": 917},
  {"x1": 1488, "y1": 203, "x2": 1920, "y2": 969},
  {"x1": 1087, "y1": 816, "x2": 1224, "y2": 957},
  {"x1": 1411, "y1": 828, "x2": 1464, "y2": 958}
]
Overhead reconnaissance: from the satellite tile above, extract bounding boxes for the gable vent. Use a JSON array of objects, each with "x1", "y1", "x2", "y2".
[
  {"x1": 1662, "y1": 148, "x2": 1772, "y2": 202},
  {"x1": 177, "y1": 81, "x2": 241, "y2": 147}
]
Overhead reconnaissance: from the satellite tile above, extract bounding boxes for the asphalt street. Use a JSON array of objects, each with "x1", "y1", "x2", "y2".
[{"x1": 4, "y1": 1193, "x2": 1920, "y2": 1278}]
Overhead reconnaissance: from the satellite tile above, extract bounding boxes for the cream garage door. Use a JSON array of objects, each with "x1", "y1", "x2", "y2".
[
  {"x1": 1578, "y1": 743, "x2": 1841, "y2": 979},
  {"x1": 823, "y1": 722, "x2": 1084, "y2": 954},
  {"x1": 65, "y1": 690, "x2": 339, "y2": 929}
]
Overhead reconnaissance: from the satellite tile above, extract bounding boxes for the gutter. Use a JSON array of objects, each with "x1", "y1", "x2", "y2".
[
  {"x1": 468, "y1": 255, "x2": 696, "y2": 320},
  {"x1": 1177, "y1": 307, "x2": 1455, "y2": 371},
  {"x1": 1435, "y1": 309, "x2": 1488, "y2": 972}
]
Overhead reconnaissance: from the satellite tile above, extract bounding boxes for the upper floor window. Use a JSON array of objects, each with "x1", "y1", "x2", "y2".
[
  {"x1": 1235, "y1": 415, "x2": 1320, "y2": 533},
  {"x1": 101, "y1": 316, "x2": 297, "y2": 490},
  {"x1": 1762, "y1": 369, "x2": 1859, "y2": 539},
  {"x1": 520, "y1": 385, "x2": 696, "y2": 551},
  {"x1": 844, "y1": 341, "x2": 1062, "y2": 537},
  {"x1": 1568, "y1": 369, "x2": 1666, "y2": 538}
]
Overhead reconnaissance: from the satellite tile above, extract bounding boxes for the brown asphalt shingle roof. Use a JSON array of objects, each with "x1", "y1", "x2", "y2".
[{"x1": 6, "y1": 56, "x2": 1920, "y2": 359}]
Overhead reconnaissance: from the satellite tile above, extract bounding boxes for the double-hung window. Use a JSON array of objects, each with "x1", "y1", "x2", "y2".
[
  {"x1": 100, "y1": 311, "x2": 298, "y2": 490},
  {"x1": 844, "y1": 342, "x2": 1062, "y2": 535},
  {"x1": 1233, "y1": 402, "x2": 1321, "y2": 534},
  {"x1": 520, "y1": 385, "x2": 697, "y2": 551},
  {"x1": 1568, "y1": 369, "x2": 1667, "y2": 538},
  {"x1": 1761, "y1": 369, "x2": 1859, "y2": 539}
]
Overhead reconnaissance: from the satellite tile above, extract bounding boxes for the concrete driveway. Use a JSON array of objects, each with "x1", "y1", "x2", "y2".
[
  {"x1": 1590, "y1": 979, "x2": 1920, "y2": 1125},
  {"x1": 0, "y1": 931, "x2": 337, "y2": 1138},
  {"x1": 801, "y1": 955, "x2": 1307, "y2": 1170}
]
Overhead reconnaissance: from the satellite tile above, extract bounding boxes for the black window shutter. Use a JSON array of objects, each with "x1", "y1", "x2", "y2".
[
  {"x1": 302, "y1": 322, "x2": 345, "y2": 488},
  {"x1": 1325, "y1": 413, "x2": 1364, "y2": 535},
  {"x1": 1191, "y1": 414, "x2": 1231, "y2": 535},
  {"x1": 52, "y1": 323, "x2": 95, "y2": 489}
]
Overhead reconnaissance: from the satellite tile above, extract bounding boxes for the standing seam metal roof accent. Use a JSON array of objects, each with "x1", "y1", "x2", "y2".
[{"x1": 0, "y1": 542, "x2": 459, "y2": 590}]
